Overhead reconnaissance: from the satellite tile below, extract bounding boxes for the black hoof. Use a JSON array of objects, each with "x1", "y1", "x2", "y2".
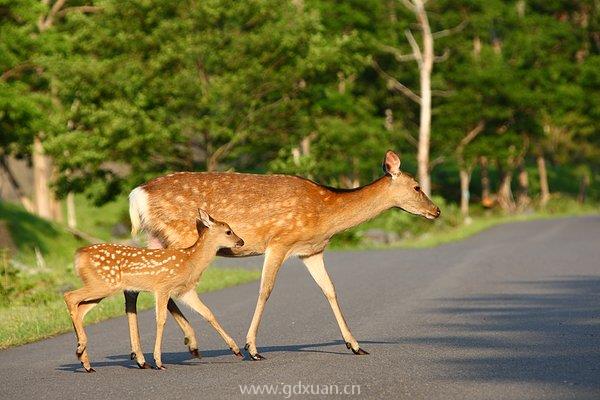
[
  {"x1": 189, "y1": 348, "x2": 201, "y2": 358},
  {"x1": 244, "y1": 343, "x2": 265, "y2": 361},
  {"x1": 137, "y1": 362, "x2": 152, "y2": 369},
  {"x1": 232, "y1": 349, "x2": 244, "y2": 359},
  {"x1": 249, "y1": 353, "x2": 265, "y2": 361},
  {"x1": 346, "y1": 342, "x2": 369, "y2": 355},
  {"x1": 85, "y1": 367, "x2": 96, "y2": 373},
  {"x1": 153, "y1": 365, "x2": 166, "y2": 370}
]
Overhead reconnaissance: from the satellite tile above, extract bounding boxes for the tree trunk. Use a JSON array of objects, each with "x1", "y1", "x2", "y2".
[
  {"x1": 480, "y1": 156, "x2": 493, "y2": 207},
  {"x1": 415, "y1": 0, "x2": 433, "y2": 197},
  {"x1": 33, "y1": 136, "x2": 53, "y2": 219},
  {"x1": 516, "y1": 164, "x2": 531, "y2": 210},
  {"x1": 497, "y1": 171, "x2": 515, "y2": 212},
  {"x1": 536, "y1": 155, "x2": 550, "y2": 206},
  {"x1": 67, "y1": 192, "x2": 77, "y2": 229},
  {"x1": 459, "y1": 168, "x2": 471, "y2": 219},
  {"x1": 577, "y1": 173, "x2": 589, "y2": 204}
]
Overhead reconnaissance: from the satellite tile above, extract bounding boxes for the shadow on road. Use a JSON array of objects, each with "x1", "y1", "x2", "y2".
[
  {"x1": 56, "y1": 340, "x2": 395, "y2": 372},
  {"x1": 404, "y1": 275, "x2": 600, "y2": 388}
]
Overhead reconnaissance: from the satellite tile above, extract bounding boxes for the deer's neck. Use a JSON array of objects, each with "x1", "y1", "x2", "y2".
[
  {"x1": 186, "y1": 234, "x2": 219, "y2": 283},
  {"x1": 321, "y1": 176, "x2": 394, "y2": 236}
]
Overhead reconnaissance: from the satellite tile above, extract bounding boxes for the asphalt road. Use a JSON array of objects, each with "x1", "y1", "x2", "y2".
[{"x1": 1, "y1": 216, "x2": 599, "y2": 399}]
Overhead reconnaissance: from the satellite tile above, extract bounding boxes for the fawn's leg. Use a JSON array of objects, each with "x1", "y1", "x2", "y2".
[
  {"x1": 124, "y1": 291, "x2": 151, "y2": 368},
  {"x1": 167, "y1": 299, "x2": 200, "y2": 357},
  {"x1": 245, "y1": 247, "x2": 287, "y2": 360},
  {"x1": 301, "y1": 252, "x2": 368, "y2": 355},
  {"x1": 125, "y1": 234, "x2": 199, "y2": 358},
  {"x1": 178, "y1": 290, "x2": 242, "y2": 358},
  {"x1": 153, "y1": 292, "x2": 170, "y2": 370},
  {"x1": 64, "y1": 288, "x2": 110, "y2": 372}
]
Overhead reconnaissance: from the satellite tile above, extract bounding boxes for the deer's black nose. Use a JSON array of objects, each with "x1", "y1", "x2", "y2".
[
  {"x1": 236, "y1": 239, "x2": 245, "y2": 247},
  {"x1": 435, "y1": 207, "x2": 441, "y2": 216}
]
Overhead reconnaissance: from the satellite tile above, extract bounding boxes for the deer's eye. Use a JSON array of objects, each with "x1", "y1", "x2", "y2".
[
  {"x1": 226, "y1": 230, "x2": 232, "y2": 236},
  {"x1": 414, "y1": 186, "x2": 421, "y2": 192}
]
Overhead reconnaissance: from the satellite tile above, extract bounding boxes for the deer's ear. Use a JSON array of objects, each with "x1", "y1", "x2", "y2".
[
  {"x1": 197, "y1": 208, "x2": 214, "y2": 228},
  {"x1": 383, "y1": 150, "x2": 401, "y2": 177}
]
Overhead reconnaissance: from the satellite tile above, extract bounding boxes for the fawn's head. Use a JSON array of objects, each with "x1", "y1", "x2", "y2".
[
  {"x1": 382, "y1": 150, "x2": 441, "y2": 220},
  {"x1": 196, "y1": 209, "x2": 245, "y2": 248}
]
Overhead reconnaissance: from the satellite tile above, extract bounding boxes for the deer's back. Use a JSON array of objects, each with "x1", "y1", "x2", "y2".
[{"x1": 140, "y1": 172, "x2": 331, "y2": 255}]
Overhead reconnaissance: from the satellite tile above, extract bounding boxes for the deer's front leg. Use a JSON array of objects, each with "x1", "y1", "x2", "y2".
[
  {"x1": 301, "y1": 252, "x2": 368, "y2": 355},
  {"x1": 178, "y1": 290, "x2": 242, "y2": 358},
  {"x1": 245, "y1": 248, "x2": 287, "y2": 360},
  {"x1": 144, "y1": 235, "x2": 199, "y2": 357}
]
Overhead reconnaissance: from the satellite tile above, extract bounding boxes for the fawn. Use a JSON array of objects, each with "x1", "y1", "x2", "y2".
[
  {"x1": 127, "y1": 150, "x2": 440, "y2": 361},
  {"x1": 64, "y1": 209, "x2": 244, "y2": 372}
]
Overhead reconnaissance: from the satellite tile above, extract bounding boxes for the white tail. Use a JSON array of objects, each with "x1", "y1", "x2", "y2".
[{"x1": 128, "y1": 186, "x2": 148, "y2": 236}]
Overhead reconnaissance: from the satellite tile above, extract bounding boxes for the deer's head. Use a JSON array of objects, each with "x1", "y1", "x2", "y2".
[
  {"x1": 196, "y1": 209, "x2": 245, "y2": 248},
  {"x1": 382, "y1": 150, "x2": 441, "y2": 220}
]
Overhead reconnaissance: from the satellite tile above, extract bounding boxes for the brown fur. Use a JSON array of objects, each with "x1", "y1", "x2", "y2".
[
  {"x1": 64, "y1": 212, "x2": 244, "y2": 371},
  {"x1": 128, "y1": 150, "x2": 440, "y2": 359}
]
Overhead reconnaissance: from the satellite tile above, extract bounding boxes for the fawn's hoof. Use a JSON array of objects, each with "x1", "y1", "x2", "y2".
[
  {"x1": 137, "y1": 362, "x2": 152, "y2": 369},
  {"x1": 346, "y1": 342, "x2": 369, "y2": 355},
  {"x1": 153, "y1": 365, "x2": 167, "y2": 370},
  {"x1": 189, "y1": 348, "x2": 201, "y2": 358},
  {"x1": 232, "y1": 349, "x2": 244, "y2": 359},
  {"x1": 84, "y1": 367, "x2": 96, "y2": 373}
]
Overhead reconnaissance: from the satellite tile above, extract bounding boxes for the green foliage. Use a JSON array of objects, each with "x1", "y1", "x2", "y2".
[{"x1": 1, "y1": 0, "x2": 596, "y2": 200}]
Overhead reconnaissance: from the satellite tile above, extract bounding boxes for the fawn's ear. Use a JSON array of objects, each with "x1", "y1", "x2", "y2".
[
  {"x1": 197, "y1": 208, "x2": 214, "y2": 228},
  {"x1": 382, "y1": 150, "x2": 401, "y2": 178}
]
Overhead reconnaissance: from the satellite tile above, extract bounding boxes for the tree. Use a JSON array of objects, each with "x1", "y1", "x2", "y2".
[{"x1": 46, "y1": 0, "x2": 324, "y2": 202}]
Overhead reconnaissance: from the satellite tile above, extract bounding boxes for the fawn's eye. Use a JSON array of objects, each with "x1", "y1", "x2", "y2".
[
  {"x1": 226, "y1": 230, "x2": 232, "y2": 236},
  {"x1": 414, "y1": 186, "x2": 421, "y2": 192}
]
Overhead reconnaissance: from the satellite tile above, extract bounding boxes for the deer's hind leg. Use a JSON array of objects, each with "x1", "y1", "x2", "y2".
[{"x1": 64, "y1": 287, "x2": 113, "y2": 372}]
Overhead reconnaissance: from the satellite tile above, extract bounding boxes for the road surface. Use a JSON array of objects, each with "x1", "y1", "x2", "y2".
[{"x1": 0, "y1": 216, "x2": 599, "y2": 399}]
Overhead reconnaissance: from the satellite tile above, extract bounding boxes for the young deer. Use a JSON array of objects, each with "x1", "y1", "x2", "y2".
[
  {"x1": 127, "y1": 150, "x2": 440, "y2": 362},
  {"x1": 64, "y1": 209, "x2": 244, "y2": 372}
]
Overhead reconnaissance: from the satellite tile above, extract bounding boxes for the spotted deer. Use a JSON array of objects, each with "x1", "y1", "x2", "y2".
[
  {"x1": 64, "y1": 209, "x2": 244, "y2": 372},
  {"x1": 127, "y1": 150, "x2": 440, "y2": 362}
]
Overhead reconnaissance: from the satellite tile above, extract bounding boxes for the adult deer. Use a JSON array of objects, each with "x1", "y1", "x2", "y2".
[{"x1": 127, "y1": 150, "x2": 440, "y2": 362}]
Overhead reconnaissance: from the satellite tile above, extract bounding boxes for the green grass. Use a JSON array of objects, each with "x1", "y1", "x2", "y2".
[
  {"x1": 65, "y1": 194, "x2": 130, "y2": 241},
  {"x1": 0, "y1": 200, "x2": 260, "y2": 349}
]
